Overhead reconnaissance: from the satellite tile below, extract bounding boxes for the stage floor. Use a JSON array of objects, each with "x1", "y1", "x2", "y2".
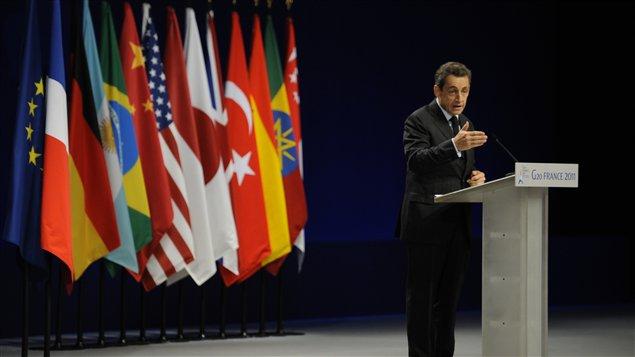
[{"x1": 1, "y1": 305, "x2": 633, "y2": 356}]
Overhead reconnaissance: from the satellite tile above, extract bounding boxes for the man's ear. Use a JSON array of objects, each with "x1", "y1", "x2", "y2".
[{"x1": 433, "y1": 84, "x2": 441, "y2": 98}]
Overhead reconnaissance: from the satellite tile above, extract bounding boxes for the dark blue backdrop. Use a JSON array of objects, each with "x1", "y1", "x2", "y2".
[{"x1": 0, "y1": 0, "x2": 632, "y2": 339}]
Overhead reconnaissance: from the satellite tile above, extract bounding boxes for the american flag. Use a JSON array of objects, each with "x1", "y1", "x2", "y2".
[
  {"x1": 144, "y1": 19, "x2": 172, "y2": 130},
  {"x1": 139, "y1": 5, "x2": 195, "y2": 290}
]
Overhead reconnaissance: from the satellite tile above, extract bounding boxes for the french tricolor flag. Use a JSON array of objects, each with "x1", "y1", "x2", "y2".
[{"x1": 41, "y1": 0, "x2": 74, "y2": 284}]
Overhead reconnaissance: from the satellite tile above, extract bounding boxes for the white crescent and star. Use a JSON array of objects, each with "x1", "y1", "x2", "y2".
[
  {"x1": 231, "y1": 150, "x2": 255, "y2": 185},
  {"x1": 224, "y1": 80, "x2": 252, "y2": 134}
]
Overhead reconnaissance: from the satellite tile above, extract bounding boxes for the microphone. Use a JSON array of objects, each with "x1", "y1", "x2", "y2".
[{"x1": 489, "y1": 132, "x2": 519, "y2": 163}]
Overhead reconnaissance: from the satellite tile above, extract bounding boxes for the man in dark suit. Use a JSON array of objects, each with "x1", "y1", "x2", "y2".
[{"x1": 399, "y1": 62, "x2": 487, "y2": 357}]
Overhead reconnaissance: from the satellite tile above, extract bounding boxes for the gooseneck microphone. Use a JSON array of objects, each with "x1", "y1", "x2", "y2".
[{"x1": 489, "y1": 132, "x2": 519, "y2": 163}]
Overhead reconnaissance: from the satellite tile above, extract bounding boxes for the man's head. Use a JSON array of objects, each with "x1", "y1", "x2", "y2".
[{"x1": 433, "y1": 62, "x2": 471, "y2": 116}]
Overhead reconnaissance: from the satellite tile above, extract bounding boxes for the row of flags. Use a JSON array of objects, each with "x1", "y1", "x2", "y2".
[{"x1": 1, "y1": 0, "x2": 307, "y2": 292}]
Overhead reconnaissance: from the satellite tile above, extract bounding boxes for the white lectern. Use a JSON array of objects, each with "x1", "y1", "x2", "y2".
[{"x1": 434, "y1": 163, "x2": 578, "y2": 357}]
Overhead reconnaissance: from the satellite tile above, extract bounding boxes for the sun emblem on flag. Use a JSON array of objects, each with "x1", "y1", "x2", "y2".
[{"x1": 99, "y1": 117, "x2": 117, "y2": 154}]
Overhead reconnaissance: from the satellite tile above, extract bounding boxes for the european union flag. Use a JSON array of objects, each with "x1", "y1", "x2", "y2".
[{"x1": 1, "y1": 0, "x2": 46, "y2": 271}]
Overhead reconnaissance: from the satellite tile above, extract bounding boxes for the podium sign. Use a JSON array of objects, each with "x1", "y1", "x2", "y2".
[
  {"x1": 435, "y1": 164, "x2": 578, "y2": 357},
  {"x1": 515, "y1": 162, "x2": 579, "y2": 188}
]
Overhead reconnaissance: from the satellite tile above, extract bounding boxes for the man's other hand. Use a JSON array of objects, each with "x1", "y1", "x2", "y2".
[{"x1": 467, "y1": 170, "x2": 486, "y2": 186}]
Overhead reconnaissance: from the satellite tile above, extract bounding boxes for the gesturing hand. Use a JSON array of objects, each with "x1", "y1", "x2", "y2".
[{"x1": 453, "y1": 122, "x2": 487, "y2": 151}]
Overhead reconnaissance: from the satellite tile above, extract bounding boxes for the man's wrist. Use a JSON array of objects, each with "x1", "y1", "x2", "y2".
[{"x1": 451, "y1": 138, "x2": 462, "y2": 157}]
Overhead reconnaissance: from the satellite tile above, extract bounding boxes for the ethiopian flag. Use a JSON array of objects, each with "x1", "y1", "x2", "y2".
[{"x1": 263, "y1": 15, "x2": 307, "y2": 274}]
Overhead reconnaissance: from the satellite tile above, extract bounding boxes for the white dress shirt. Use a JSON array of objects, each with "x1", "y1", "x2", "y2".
[{"x1": 435, "y1": 98, "x2": 462, "y2": 158}]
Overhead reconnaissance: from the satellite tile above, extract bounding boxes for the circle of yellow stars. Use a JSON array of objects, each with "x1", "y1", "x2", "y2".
[{"x1": 25, "y1": 77, "x2": 44, "y2": 167}]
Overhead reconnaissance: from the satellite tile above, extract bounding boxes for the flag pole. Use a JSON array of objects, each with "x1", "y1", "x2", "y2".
[
  {"x1": 258, "y1": 271, "x2": 267, "y2": 337},
  {"x1": 276, "y1": 265, "x2": 285, "y2": 335},
  {"x1": 206, "y1": 10, "x2": 222, "y2": 344},
  {"x1": 54, "y1": 267, "x2": 62, "y2": 349},
  {"x1": 119, "y1": 269, "x2": 127, "y2": 345},
  {"x1": 219, "y1": 278, "x2": 227, "y2": 339},
  {"x1": 176, "y1": 280, "x2": 185, "y2": 340},
  {"x1": 75, "y1": 279, "x2": 83, "y2": 349},
  {"x1": 139, "y1": 284, "x2": 147, "y2": 343},
  {"x1": 240, "y1": 283, "x2": 248, "y2": 337},
  {"x1": 21, "y1": 261, "x2": 29, "y2": 357},
  {"x1": 256, "y1": 0, "x2": 268, "y2": 339},
  {"x1": 159, "y1": 283, "x2": 167, "y2": 342},
  {"x1": 281, "y1": 0, "x2": 297, "y2": 336},
  {"x1": 198, "y1": 283, "x2": 206, "y2": 339},
  {"x1": 97, "y1": 262, "x2": 105, "y2": 346},
  {"x1": 44, "y1": 258, "x2": 51, "y2": 357}
]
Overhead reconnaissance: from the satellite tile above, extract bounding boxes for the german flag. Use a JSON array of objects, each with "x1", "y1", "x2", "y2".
[{"x1": 67, "y1": 1, "x2": 121, "y2": 281}]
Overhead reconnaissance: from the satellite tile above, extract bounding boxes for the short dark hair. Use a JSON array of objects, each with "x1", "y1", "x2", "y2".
[{"x1": 434, "y1": 62, "x2": 472, "y2": 89}]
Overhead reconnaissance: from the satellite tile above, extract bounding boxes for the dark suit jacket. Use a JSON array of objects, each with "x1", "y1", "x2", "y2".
[{"x1": 398, "y1": 99, "x2": 475, "y2": 244}]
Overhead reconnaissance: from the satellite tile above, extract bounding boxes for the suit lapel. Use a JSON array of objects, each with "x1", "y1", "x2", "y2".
[
  {"x1": 427, "y1": 100, "x2": 472, "y2": 179},
  {"x1": 428, "y1": 99, "x2": 454, "y2": 140}
]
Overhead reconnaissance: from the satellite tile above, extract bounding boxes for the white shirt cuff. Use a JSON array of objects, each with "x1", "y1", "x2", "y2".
[{"x1": 451, "y1": 138, "x2": 462, "y2": 158}]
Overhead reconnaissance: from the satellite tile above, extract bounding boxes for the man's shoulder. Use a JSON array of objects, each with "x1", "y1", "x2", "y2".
[{"x1": 407, "y1": 100, "x2": 439, "y2": 124}]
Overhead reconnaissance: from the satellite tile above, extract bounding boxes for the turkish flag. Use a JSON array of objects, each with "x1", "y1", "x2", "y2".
[{"x1": 219, "y1": 12, "x2": 271, "y2": 286}]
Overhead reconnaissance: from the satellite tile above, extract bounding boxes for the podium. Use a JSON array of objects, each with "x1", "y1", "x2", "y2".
[{"x1": 434, "y1": 163, "x2": 578, "y2": 357}]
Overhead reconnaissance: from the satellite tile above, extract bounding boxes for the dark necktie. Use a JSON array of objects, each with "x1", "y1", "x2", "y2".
[
  {"x1": 450, "y1": 116, "x2": 466, "y2": 161},
  {"x1": 450, "y1": 116, "x2": 460, "y2": 136}
]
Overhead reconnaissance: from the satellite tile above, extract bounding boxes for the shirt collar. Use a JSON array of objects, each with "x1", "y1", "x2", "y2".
[{"x1": 435, "y1": 97, "x2": 455, "y2": 121}]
